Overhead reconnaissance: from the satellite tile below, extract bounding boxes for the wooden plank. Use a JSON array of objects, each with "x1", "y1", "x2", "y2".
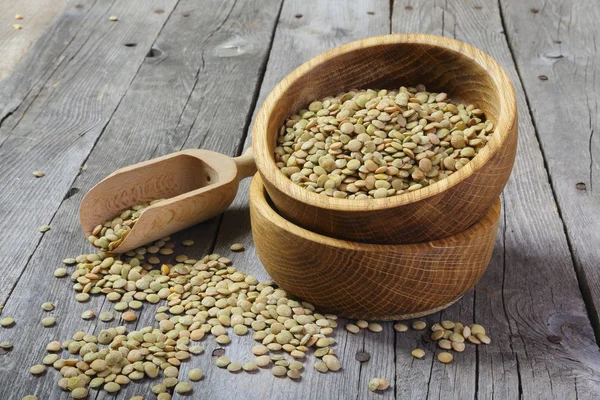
[
  {"x1": 499, "y1": 0, "x2": 600, "y2": 347},
  {"x1": 392, "y1": 0, "x2": 600, "y2": 398},
  {"x1": 206, "y1": 1, "x2": 394, "y2": 399},
  {"x1": 0, "y1": 0, "x2": 183, "y2": 398},
  {"x1": 0, "y1": 0, "x2": 284, "y2": 398},
  {"x1": 0, "y1": 0, "x2": 67, "y2": 80},
  {"x1": 0, "y1": 0, "x2": 104, "y2": 136},
  {"x1": 0, "y1": 0, "x2": 179, "y2": 306}
]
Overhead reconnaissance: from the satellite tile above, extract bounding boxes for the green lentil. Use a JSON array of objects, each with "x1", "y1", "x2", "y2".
[
  {"x1": 188, "y1": 368, "x2": 203, "y2": 381},
  {"x1": 29, "y1": 364, "x2": 46, "y2": 375},
  {"x1": 174, "y1": 382, "x2": 192, "y2": 394}
]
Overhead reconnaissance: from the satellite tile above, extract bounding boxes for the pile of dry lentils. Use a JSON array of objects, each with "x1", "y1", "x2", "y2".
[
  {"x1": 275, "y1": 85, "x2": 495, "y2": 199},
  {"x1": 2, "y1": 85, "x2": 495, "y2": 399}
]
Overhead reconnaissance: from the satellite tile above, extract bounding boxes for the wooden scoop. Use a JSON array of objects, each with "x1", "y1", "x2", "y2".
[{"x1": 80, "y1": 148, "x2": 256, "y2": 253}]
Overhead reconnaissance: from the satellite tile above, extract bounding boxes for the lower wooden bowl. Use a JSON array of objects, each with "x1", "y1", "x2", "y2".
[{"x1": 249, "y1": 173, "x2": 501, "y2": 320}]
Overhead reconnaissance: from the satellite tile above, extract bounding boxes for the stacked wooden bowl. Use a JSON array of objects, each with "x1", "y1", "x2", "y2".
[{"x1": 250, "y1": 34, "x2": 517, "y2": 320}]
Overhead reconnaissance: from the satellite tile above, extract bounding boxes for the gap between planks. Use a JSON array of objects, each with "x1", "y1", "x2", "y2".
[{"x1": 497, "y1": 0, "x2": 600, "y2": 346}]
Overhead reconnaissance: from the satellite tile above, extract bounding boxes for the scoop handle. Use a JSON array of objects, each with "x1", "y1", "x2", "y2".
[{"x1": 233, "y1": 147, "x2": 257, "y2": 180}]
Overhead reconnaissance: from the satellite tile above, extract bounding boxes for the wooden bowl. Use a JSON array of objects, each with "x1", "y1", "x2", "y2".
[
  {"x1": 252, "y1": 34, "x2": 516, "y2": 244},
  {"x1": 249, "y1": 174, "x2": 501, "y2": 320}
]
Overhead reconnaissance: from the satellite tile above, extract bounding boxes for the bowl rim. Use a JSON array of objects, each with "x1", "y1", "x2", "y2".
[
  {"x1": 253, "y1": 33, "x2": 517, "y2": 212},
  {"x1": 250, "y1": 173, "x2": 502, "y2": 250}
]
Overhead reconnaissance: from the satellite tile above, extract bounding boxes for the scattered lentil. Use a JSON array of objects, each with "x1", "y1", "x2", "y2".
[
  {"x1": 471, "y1": 324, "x2": 485, "y2": 335},
  {"x1": 255, "y1": 355, "x2": 271, "y2": 367},
  {"x1": 241, "y1": 361, "x2": 256, "y2": 371},
  {"x1": 54, "y1": 267, "x2": 67, "y2": 277},
  {"x1": 411, "y1": 349, "x2": 425, "y2": 359},
  {"x1": 452, "y1": 342, "x2": 465, "y2": 352},
  {"x1": 230, "y1": 243, "x2": 244, "y2": 251},
  {"x1": 98, "y1": 312, "x2": 114, "y2": 322},
  {"x1": 121, "y1": 311, "x2": 137, "y2": 322},
  {"x1": 356, "y1": 320, "x2": 368, "y2": 329},
  {"x1": 412, "y1": 320, "x2": 427, "y2": 330},
  {"x1": 438, "y1": 352, "x2": 453, "y2": 364},
  {"x1": 75, "y1": 293, "x2": 89, "y2": 302},
  {"x1": 46, "y1": 341, "x2": 61, "y2": 352},
  {"x1": 81, "y1": 310, "x2": 95, "y2": 320},
  {"x1": 30, "y1": 364, "x2": 46, "y2": 375},
  {"x1": 41, "y1": 317, "x2": 56, "y2": 327},
  {"x1": 216, "y1": 356, "x2": 231, "y2": 368},
  {"x1": 227, "y1": 362, "x2": 243, "y2": 372},
  {"x1": 0, "y1": 341, "x2": 13, "y2": 350},
  {"x1": 188, "y1": 368, "x2": 203, "y2": 381},
  {"x1": 271, "y1": 365, "x2": 287, "y2": 377},
  {"x1": 477, "y1": 333, "x2": 491, "y2": 344},
  {"x1": 369, "y1": 377, "x2": 390, "y2": 392}
]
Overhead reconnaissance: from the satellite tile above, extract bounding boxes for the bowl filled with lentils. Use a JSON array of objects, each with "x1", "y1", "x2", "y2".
[{"x1": 252, "y1": 34, "x2": 517, "y2": 244}]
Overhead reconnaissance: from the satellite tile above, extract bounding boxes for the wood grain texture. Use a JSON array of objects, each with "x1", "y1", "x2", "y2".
[
  {"x1": 499, "y1": 0, "x2": 600, "y2": 342},
  {"x1": 0, "y1": 0, "x2": 113, "y2": 142},
  {"x1": 0, "y1": 0, "x2": 282, "y2": 399},
  {"x1": 0, "y1": 0, "x2": 179, "y2": 306},
  {"x1": 0, "y1": 0, "x2": 67, "y2": 80},
  {"x1": 80, "y1": 148, "x2": 256, "y2": 252},
  {"x1": 250, "y1": 173, "x2": 500, "y2": 320},
  {"x1": 253, "y1": 34, "x2": 517, "y2": 244},
  {"x1": 393, "y1": 0, "x2": 600, "y2": 398},
  {"x1": 205, "y1": 1, "x2": 397, "y2": 399},
  {"x1": 1, "y1": 0, "x2": 598, "y2": 399}
]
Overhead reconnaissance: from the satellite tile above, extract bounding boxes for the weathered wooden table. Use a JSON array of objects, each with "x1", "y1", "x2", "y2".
[{"x1": 1, "y1": 0, "x2": 599, "y2": 399}]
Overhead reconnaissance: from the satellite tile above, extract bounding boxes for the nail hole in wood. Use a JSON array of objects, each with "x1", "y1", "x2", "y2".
[
  {"x1": 547, "y1": 335, "x2": 562, "y2": 344},
  {"x1": 355, "y1": 352, "x2": 370, "y2": 362},
  {"x1": 155, "y1": 9, "x2": 164, "y2": 14},
  {"x1": 212, "y1": 348, "x2": 226, "y2": 357},
  {"x1": 64, "y1": 187, "x2": 80, "y2": 200},
  {"x1": 182, "y1": 12, "x2": 191, "y2": 17},
  {"x1": 530, "y1": 8, "x2": 539, "y2": 13},
  {"x1": 124, "y1": 43, "x2": 137, "y2": 47},
  {"x1": 474, "y1": 5, "x2": 482, "y2": 10},
  {"x1": 538, "y1": 75, "x2": 548, "y2": 81},
  {"x1": 367, "y1": 11, "x2": 375, "y2": 15},
  {"x1": 553, "y1": 40, "x2": 562, "y2": 44},
  {"x1": 576, "y1": 182, "x2": 587, "y2": 190},
  {"x1": 75, "y1": 4, "x2": 83, "y2": 9},
  {"x1": 146, "y1": 47, "x2": 162, "y2": 58},
  {"x1": 295, "y1": 14, "x2": 303, "y2": 18},
  {"x1": 405, "y1": 5, "x2": 413, "y2": 10}
]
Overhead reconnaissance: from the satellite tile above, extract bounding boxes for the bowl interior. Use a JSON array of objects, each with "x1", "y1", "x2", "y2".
[
  {"x1": 255, "y1": 35, "x2": 514, "y2": 210},
  {"x1": 266, "y1": 45, "x2": 501, "y2": 138}
]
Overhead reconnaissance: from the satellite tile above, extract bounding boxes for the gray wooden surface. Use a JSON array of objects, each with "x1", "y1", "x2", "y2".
[{"x1": 0, "y1": 0, "x2": 599, "y2": 399}]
